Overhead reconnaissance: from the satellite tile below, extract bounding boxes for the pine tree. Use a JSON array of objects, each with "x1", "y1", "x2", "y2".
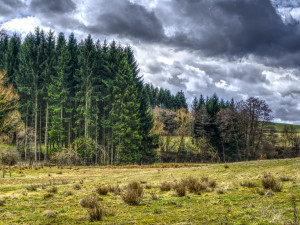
[
  {"x1": 5, "y1": 33, "x2": 21, "y2": 88},
  {"x1": 48, "y1": 32, "x2": 70, "y2": 149},
  {"x1": 111, "y1": 56, "x2": 142, "y2": 164}
]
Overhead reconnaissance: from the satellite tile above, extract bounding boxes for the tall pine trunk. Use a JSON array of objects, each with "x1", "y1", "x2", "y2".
[
  {"x1": 34, "y1": 90, "x2": 38, "y2": 161},
  {"x1": 44, "y1": 101, "x2": 49, "y2": 161}
]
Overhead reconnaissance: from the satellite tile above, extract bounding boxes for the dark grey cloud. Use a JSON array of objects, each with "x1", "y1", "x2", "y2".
[
  {"x1": 155, "y1": 0, "x2": 300, "y2": 67},
  {"x1": 0, "y1": 0, "x2": 24, "y2": 18},
  {"x1": 30, "y1": 0, "x2": 76, "y2": 15},
  {"x1": 85, "y1": 0, "x2": 165, "y2": 42}
]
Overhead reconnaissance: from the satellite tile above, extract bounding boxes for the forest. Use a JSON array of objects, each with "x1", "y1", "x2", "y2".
[{"x1": 0, "y1": 28, "x2": 299, "y2": 165}]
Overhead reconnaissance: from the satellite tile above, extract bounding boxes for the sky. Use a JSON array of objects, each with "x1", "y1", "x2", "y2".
[{"x1": 1, "y1": 0, "x2": 300, "y2": 124}]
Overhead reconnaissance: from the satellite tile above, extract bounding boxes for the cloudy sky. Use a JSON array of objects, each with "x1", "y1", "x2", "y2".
[{"x1": 1, "y1": 0, "x2": 300, "y2": 124}]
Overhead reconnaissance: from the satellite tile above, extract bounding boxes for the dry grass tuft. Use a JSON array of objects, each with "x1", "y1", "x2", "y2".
[
  {"x1": 280, "y1": 176, "x2": 293, "y2": 182},
  {"x1": 87, "y1": 204, "x2": 105, "y2": 221},
  {"x1": 122, "y1": 181, "x2": 143, "y2": 205},
  {"x1": 108, "y1": 185, "x2": 121, "y2": 195},
  {"x1": 47, "y1": 186, "x2": 58, "y2": 194},
  {"x1": 0, "y1": 199, "x2": 6, "y2": 206},
  {"x1": 63, "y1": 190, "x2": 73, "y2": 197},
  {"x1": 26, "y1": 185, "x2": 38, "y2": 191},
  {"x1": 96, "y1": 185, "x2": 109, "y2": 195},
  {"x1": 174, "y1": 183, "x2": 186, "y2": 197},
  {"x1": 43, "y1": 210, "x2": 57, "y2": 218},
  {"x1": 44, "y1": 193, "x2": 54, "y2": 199},
  {"x1": 150, "y1": 192, "x2": 159, "y2": 200},
  {"x1": 261, "y1": 174, "x2": 282, "y2": 192},
  {"x1": 208, "y1": 180, "x2": 217, "y2": 188},
  {"x1": 145, "y1": 184, "x2": 152, "y2": 189},
  {"x1": 240, "y1": 181, "x2": 257, "y2": 188},
  {"x1": 73, "y1": 184, "x2": 81, "y2": 190},
  {"x1": 159, "y1": 181, "x2": 172, "y2": 191},
  {"x1": 79, "y1": 196, "x2": 98, "y2": 209}
]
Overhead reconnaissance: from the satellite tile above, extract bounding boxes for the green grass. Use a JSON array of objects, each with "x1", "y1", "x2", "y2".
[
  {"x1": 273, "y1": 122, "x2": 300, "y2": 132},
  {"x1": 0, "y1": 159, "x2": 299, "y2": 224}
]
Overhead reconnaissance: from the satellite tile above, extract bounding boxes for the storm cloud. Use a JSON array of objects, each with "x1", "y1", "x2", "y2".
[{"x1": 0, "y1": 0, "x2": 300, "y2": 124}]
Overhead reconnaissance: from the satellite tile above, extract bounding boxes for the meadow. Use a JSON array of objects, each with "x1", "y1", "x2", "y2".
[{"x1": 0, "y1": 158, "x2": 299, "y2": 224}]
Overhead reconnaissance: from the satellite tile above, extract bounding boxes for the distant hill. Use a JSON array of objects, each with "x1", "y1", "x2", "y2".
[{"x1": 273, "y1": 122, "x2": 300, "y2": 132}]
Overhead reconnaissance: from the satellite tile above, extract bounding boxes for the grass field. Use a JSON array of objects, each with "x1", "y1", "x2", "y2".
[
  {"x1": 273, "y1": 123, "x2": 300, "y2": 132},
  {"x1": 0, "y1": 159, "x2": 299, "y2": 224}
]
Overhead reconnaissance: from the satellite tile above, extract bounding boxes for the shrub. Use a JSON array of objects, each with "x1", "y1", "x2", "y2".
[
  {"x1": 280, "y1": 176, "x2": 293, "y2": 182},
  {"x1": 108, "y1": 185, "x2": 121, "y2": 195},
  {"x1": 73, "y1": 184, "x2": 81, "y2": 190},
  {"x1": 79, "y1": 196, "x2": 98, "y2": 209},
  {"x1": 256, "y1": 188, "x2": 265, "y2": 196},
  {"x1": 0, "y1": 199, "x2": 6, "y2": 206},
  {"x1": 150, "y1": 192, "x2": 159, "y2": 200},
  {"x1": 52, "y1": 148, "x2": 82, "y2": 166},
  {"x1": 122, "y1": 181, "x2": 143, "y2": 205},
  {"x1": 96, "y1": 185, "x2": 109, "y2": 195},
  {"x1": 201, "y1": 177, "x2": 209, "y2": 182},
  {"x1": 208, "y1": 180, "x2": 217, "y2": 188},
  {"x1": 261, "y1": 174, "x2": 282, "y2": 192},
  {"x1": 44, "y1": 193, "x2": 54, "y2": 199},
  {"x1": 0, "y1": 150, "x2": 19, "y2": 166},
  {"x1": 64, "y1": 190, "x2": 73, "y2": 197},
  {"x1": 47, "y1": 186, "x2": 58, "y2": 194},
  {"x1": 159, "y1": 182, "x2": 172, "y2": 191},
  {"x1": 87, "y1": 204, "x2": 105, "y2": 222},
  {"x1": 240, "y1": 181, "x2": 257, "y2": 188},
  {"x1": 26, "y1": 185, "x2": 38, "y2": 191},
  {"x1": 217, "y1": 189, "x2": 225, "y2": 194},
  {"x1": 43, "y1": 210, "x2": 57, "y2": 218},
  {"x1": 175, "y1": 184, "x2": 186, "y2": 197}
]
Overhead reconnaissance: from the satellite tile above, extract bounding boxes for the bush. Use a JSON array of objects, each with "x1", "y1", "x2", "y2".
[
  {"x1": 108, "y1": 185, "x2": 121, "y2": 195},
  {"x1": 96, "y1": 185, "x2": 109, "y2": 195},
  {"x1": 151, "y1": 192, "x2": 159, "y2": 200},
  {"x1": 63, "y1": 190, "x2": 73, "y2": 196},
  {"x1": 26, "y1": 185, "x2": 38, "y2": 191},
  {"x1": 79, "y1": 196, "x2": 105, "y2": 221},
  {"x1": 159, "y1": 182, "x2": 172, "y2": 191},
  {"x1": 73, "y1": 184, "x2": 81, "y2": 190},
  {"x1": 43, "y1": 210, "x2": 57, "y2": 218},
  {"x1": 44, "y1": 193, "x2": 54, "y2": 199},
  {"x1": 87, "y1": 204, "x2": 104, "y2": 221},
  {"x1": 79, "y1": 196, "x2": 98, "y2": 209},
  {"x1": 52, "y1": 148, "x2": 82, "y2": 166},
  {"x1": 261, "y1": 174, "x2": 282, "y2": 192},
  {"x1": 208, "y1": 180, "x2": 217, "y2": 188},
  {"x1": 47, "y1": 186, "x2": 58, "y2": 194},
  {"x1": 240, "y1": 181, "x2": 257, "y2": 188},
  {"x1": 280, "y1": 176, "x2": 293, "y2": 182},
  {"x1": 174, "y1": 184, "x2": 186, "y2": 197},
  {"x1": 0, "y1": 199, "x2": 6, "y2": 206},
  {"x1": 0, "y1": 150, "x2": 19, "y2": 166},
  {"x1": 123, "y1": 181, "x2": 143, "y2": 205}
]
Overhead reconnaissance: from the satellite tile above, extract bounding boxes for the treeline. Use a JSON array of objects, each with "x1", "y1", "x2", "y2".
[
  {"x1": 154, "y1": 94, "x2": 299, "y2": 162},
  {"x1": 1, "y1": 28, "x2": 299, "y2": 165},
  {"x1": 0, "y1": 28, "x2": 173, "y2": 165}
]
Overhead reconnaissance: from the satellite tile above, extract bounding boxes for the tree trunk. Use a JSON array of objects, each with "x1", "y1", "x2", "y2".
[
  {"x1": 34, "y1": 91, "x2": 38, "y2": 161},
  {"x1": 44, "y1": 101, "x2": 49, "y2": 162},
  {"x1": 39, "y1": 109, "x2": 42, "y2": 161},
  {"x1": 24, "y1": 111, "x2": 28, "y2": 161}
]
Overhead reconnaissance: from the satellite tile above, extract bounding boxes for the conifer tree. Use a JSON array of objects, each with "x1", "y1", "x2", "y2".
[{"x1": 111, "y1": 56, "x2": 142, "y2": 164}]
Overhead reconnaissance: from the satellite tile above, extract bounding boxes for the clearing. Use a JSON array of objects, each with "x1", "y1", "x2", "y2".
[{"x1": 0, "y1": 158, "x2": 299, "y2": 224}]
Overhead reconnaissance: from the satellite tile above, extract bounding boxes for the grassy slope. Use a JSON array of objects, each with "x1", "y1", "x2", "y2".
[
  {"x1": 273, "y1": 122, "x2": 300, "y2": 132},
  {"x1": 0, "y1": 159, "x2": 299, "y2": 224}
]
